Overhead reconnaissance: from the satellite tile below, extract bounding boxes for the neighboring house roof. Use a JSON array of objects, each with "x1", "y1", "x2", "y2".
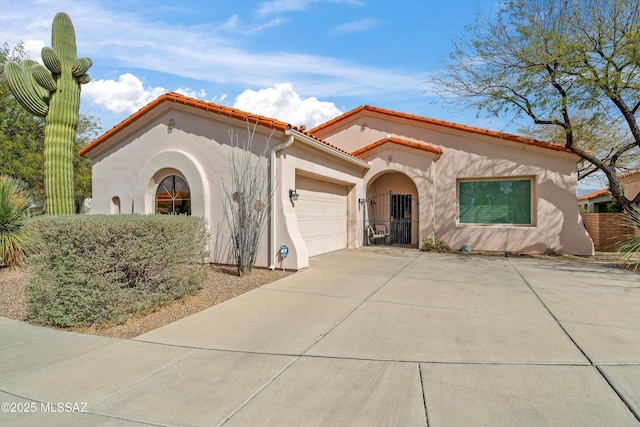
[
  {"x1": 79, "y1": 92, "x2": 356, "y2": 160},
  {"x1": 309, "y1": 105, "x2": 573, "y2": 155},
  {"x1": 576, "y1": 170, "x2": 640, "y2": 201},
  {"x1": 351, "y1": 136, "x2": 443, "y2": 157},
  {"x1": 619, "y1": 169, "x2": 640, "y2": 180},
  {"x1": 577, "y1": 189, "x2": 610, "y2": 201}
]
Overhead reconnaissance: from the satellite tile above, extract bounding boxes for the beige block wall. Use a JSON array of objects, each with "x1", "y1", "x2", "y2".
[{"x1": 581, "y1": 213, "x2": 639, "y2": 251}]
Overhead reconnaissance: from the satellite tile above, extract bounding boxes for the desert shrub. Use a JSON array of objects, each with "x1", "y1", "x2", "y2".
[
  {"x1": 24, "y1": 214, "x2": 209, "y2": 327},
  {"x1": 420, "y1": 236, "x2": 450, "y2": 253},
  {"x1": 0, "y1": 175, "x2": 38, "y2": 268},
  {"x1": 617, "y1": 206, "x2": 640, "y2": 272}
]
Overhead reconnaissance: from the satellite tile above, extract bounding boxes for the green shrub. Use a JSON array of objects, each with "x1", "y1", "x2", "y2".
[
  {"x1": 420, "y1": 236, "x2": 450, "y2": 253},
  {"x1": 618, "y1": 206, "x2": 640, "y2": 272},
  {"x1": 0, "y1": 175, "x2": 38, "y2": 268},
  {"x1": 24, "y1": 214, "x2": 209, "y2": 327}
]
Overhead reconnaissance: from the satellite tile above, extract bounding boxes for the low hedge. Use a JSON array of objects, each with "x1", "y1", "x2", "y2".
[{"x1": 24, "y1": 214, "x2": 209, "y2": 328}]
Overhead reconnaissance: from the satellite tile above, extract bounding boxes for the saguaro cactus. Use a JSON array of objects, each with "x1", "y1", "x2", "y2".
[{"x1": 4, "y1": 12, "x2": 91, "y2": 215}]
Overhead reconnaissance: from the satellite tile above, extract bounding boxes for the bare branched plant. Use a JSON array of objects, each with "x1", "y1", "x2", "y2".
[{"x1": 222, "y1": 121, "x2": 273, "y2": 276}]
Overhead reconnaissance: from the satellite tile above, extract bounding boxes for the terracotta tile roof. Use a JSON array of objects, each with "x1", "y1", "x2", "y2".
[
  {"x1": 79, "y1": 92, "x2": 356, "y2": 160},
  {"x1": 309, "y1": 105, "x2": 573, "y2": 155},
  {"x1": 619, "y1": 169, "x2": 640, "y2": 179},
  {"x1": 577, "y1": 189, "x2": 610, "y2": 201},
  {"x1": 577, "y1": 170, "x2": 640, "y2": 200},
  {"x1": 351, "y1": 136, "x2": 442, "y2": 157}
]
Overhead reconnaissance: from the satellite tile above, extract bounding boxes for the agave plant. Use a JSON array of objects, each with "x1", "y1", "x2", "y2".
[
  {"x1": 0, "y1": 175, "x2": 37, "y2": 267},
  {"x1": 617, "y1": 205, "x2": 640, "y2": 271}
]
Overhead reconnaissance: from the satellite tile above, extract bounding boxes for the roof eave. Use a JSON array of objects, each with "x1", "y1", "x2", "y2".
[
  {"x1": 310, "y1": 105, "x2": 574, "y2": 157},
  {"x1": 287, "y1": 129, "x2": 370, "y2": 170}
]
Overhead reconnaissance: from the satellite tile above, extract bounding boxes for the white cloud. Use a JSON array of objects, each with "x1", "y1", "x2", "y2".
[
  {"x1": 221, "y1": 14, "x2": 240, "y2": 30},
  {"x1": 0, "y1": 2, "x2": 422, "y2": 100},
  {"x1": 257, "y1": 0, "x2": 316, "y2": 17},
  {"x1": 219, "y1": 13, "x2": 284, "y2": 35},
  {"x1": 82, "y1": 73, "x2": 166, "y2": 114},
  {"x1": 257, "y1": 0, "x2": 362, "y2": 16},
  {"x1": 331, "y1": 18, "x2": 381, "y2": 36},
  {"x1": 211, "y1": 94, "x2": 228, "y2": 103},
  {"x1": 22, "y1": 40, "x2": 45, "y2": 61},
  {"x1": 175, "y1": 87, "x2": 207, "y2": 100},
  {"x1": 234, "y1": 83, "x2": 342, "y2": 128}
]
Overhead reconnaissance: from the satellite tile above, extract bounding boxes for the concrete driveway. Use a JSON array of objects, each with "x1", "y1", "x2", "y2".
[{"x1": 1, "y1": 247, "x2": 639, "y2": 426}]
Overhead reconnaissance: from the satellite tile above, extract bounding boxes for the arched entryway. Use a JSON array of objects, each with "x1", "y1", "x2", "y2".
[{"x1": 363, "y1": 172, "x2": 419, "y2": 247}]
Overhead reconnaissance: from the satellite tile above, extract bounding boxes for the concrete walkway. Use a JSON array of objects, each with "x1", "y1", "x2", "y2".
[{"x1": 1, "y1": 247, "x2": 639, "y2": 426}]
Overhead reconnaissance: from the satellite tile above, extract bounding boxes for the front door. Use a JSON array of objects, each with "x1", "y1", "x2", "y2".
[{"x1": 390, "y1": 194, "x2": 412, "y2": 244}]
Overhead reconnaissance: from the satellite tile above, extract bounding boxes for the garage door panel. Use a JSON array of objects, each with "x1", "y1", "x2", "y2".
[{"x1": 296, "y1": 176, "x2": 348, "y2": 257}]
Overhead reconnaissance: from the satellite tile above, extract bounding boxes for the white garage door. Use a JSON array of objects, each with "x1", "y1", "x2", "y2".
[{"x1": 296, "y1": 175, "x2": 348, "y2": 257}]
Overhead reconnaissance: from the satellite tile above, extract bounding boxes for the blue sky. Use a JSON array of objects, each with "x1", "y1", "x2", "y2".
[{"x1": 1, "y1": 0, "x2": 510, "y2": 132}]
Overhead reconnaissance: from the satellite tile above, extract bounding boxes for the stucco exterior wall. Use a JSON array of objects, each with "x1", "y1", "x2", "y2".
[
  {"x1": 87, "y1": 103, "x2": 368, "y2": 270},
  {"x1": 623, "y1": 174, "x2": 640, "y2": 201},
  {"x1": 357, "y1": 144, "x2": 438, "y2": 244},
  {"x1": 89, "y1": 105, "x2": 283, "y2": 268},
  {"x1": 275, "y1": 141, "x2": 366, "y2": 270},
  {"x1": 318, "y1": 112, "x2": 594, "y2": 255}
]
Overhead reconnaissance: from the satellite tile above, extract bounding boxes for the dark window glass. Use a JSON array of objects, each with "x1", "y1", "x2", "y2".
[
  {"x1": 156, "y1": 175, "x2": 191, "y2": 215},
  {"x1": 459, "y1": 179, "x2": 531, "y2": 224}
]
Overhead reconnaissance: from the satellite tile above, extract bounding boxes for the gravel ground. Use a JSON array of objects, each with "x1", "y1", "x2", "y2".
[{"x1": 0, "y1": 265, "x2": 291, "y2": 339}]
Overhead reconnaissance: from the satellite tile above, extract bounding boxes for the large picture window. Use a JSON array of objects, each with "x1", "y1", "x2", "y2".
[
  {"x1": 458, "y1": 178, "x2": 532, "y2": 225},
  {"x1": 156, "y1": 175, "x2": 191, "y2": 215}
]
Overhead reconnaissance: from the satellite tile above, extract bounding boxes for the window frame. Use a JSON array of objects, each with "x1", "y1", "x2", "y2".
[
  {"x1": 457, "y1": 177, "x2": 535, "y2": 226},
  {"x1": 155, "y1": 174, "x2": 191, "y2": 215}
]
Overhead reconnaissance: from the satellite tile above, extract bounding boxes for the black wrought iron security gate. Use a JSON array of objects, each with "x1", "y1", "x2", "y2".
[{"x1": 362, "y1": 192, "x2": 418, "y2": 246}]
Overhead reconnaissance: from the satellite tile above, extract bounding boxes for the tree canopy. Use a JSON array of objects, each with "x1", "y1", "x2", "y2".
[
  {"x1": 430, "y1": 0, "x2": 640, "y2": 212},
  {"x1": 0, "y1": 42, "x2": 100, "y2": 208}
]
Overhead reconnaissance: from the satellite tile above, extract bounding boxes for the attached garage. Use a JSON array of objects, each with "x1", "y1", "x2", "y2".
[{"x1": 295, "y1": 174, "x2": 349, "y2": 257}]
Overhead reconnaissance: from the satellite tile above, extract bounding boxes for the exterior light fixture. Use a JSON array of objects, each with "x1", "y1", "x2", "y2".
[
  {"x1": 289, "y1": 189, "x2": 300, "y2": 201},
  {"x1": 167, "y1": 118, "x2": 175, "y2": 133}
]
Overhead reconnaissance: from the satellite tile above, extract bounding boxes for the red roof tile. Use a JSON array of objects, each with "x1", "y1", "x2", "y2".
[
  {"x1": 351, "y1": 136, "x2": 442, "y2": 157},
  {"x1": 577, "y1": 189, "x2": 610, "y2": 200},
  {"x1": 578, "y1": 170, "x2": 640, "y2": 200},
  {"x1": 619, "y1": 169, "x2": 640, "y2": 179},
  {"x1": 80, "y1": 92, "x2": 358, "y2": 160},
  {"x1": 309, "y1": 105, "x2": 573, "y2": 155}
]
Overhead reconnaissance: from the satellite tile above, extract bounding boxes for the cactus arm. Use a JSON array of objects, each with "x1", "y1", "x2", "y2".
[
  {"x1": 77, "y1": 74, "x2": 91, "y2": 84},
  {"x1": 42, "y1": 47, "x2": 61, "y2": 73},
  {"x1": 22, "y1": 60, "x2": 51, "y2": 101},
  {"x1": 72, "y1": 57, "x2": 92, "y2": 76},
  {"x1": 3, "y1": 61, "x2": 49, "y2": 117},
  {"x1": 32, "y1": 64, "x2": 57, "y2": 91}
]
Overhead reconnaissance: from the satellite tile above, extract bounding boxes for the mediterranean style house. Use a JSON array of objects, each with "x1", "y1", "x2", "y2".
[
  {"x1": 577, "y1": 170, "x2": 640, "y2": 212},
  {"x1": 80, "y1": 92, "x2": 594, "y2": 270}
]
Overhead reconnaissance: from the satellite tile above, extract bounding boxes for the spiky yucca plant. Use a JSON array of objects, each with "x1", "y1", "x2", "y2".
[
  {"x1": 617, "y1": 206, "x2": 640, "y2": 272},
  {"x1": 0, "y1": 176, "x2": 37, "y2": 268}
]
